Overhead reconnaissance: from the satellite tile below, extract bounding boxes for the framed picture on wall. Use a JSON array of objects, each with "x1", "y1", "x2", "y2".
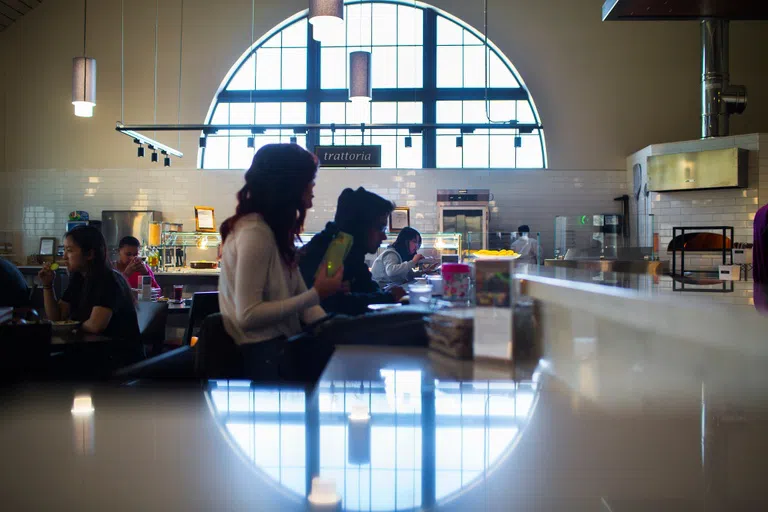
[
  {"x1": 389, "y1": 207, "x2": 410, "y2": 232},
  {"x1": 194, "y1": 206, "x2": 216, "y2": 233},
  {"x1": 39, "y1": 237, "x2": 57, "y2": 261}
]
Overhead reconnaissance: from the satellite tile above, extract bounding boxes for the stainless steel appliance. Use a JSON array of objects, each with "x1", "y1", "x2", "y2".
[
  {"x1": 437, "y1": 189, "x2": 490, "y2": 252},
  {"x1": 102, "y1": 210, "x2": 162, "y2": 257}
]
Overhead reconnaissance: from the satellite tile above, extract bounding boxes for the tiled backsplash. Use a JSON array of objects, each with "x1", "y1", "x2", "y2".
[
  {"x1": 627, "y1": 133, "x2": 767, "y2": 271},
  {"x1": 0, "y1": 167, "x2": 627, "y2": 259}
]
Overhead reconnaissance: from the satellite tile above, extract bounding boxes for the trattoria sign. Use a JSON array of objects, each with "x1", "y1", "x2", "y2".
[{"x1": 314, "y1": 145, "x2": 382, "y2": 168}]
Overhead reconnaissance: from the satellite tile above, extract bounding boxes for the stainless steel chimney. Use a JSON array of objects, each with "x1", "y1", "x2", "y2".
[{"x1": 701, "y1": 19, "x2": 747, "y2": 138}]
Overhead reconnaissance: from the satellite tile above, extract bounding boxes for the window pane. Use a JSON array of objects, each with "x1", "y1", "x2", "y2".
[
  {"x1": 320, "y1": 102, "x2": 346, "y2": 124},
  {"x1": 517, "y1": 101, "x2": 536, "y2": 124},
  {"x1": 346, "y1": 3, "x2": 372, "y2": 48},
  {"x1": 372, "y1": 3, "x2": 397, "y2": 46},
  {"x1": 463, "y1": 29, "x2": 485, "y2": 46},
  {"x1": 463, "y1": 134, "x2": 489, "y2": 168},
  {"x1": 397, "y1": 5, "x2": 423, "y2": 46},
  {"x1": 230, "y1": 103, "x2": 254, "y2": 135},
  {"x1": 210, "y1": 103, "x2": 229, "y2": 135},
  {"x1": 490, "y1": 136, "x2": 515, "y2": 168},
  {"x1": 437, "y1": 16, "x2": 462, "y2": 45},
  {"x1": 398, "y1": 102, "x2": 422, "y2": 123},
  {"x1": 489, "y1": 51, "x2": 519, "y2": 87},
  {"x1": 372, "y1": 102, "x2": 397, "y2": 124},
  {"x1": 321, "y1": 48, "x2": 346, "y2": 89},
  {"x1": 318, "y1": 17, "x2": 346, "y2": 47},
  {"x1": 230, "y1": 137, "x2": 255, "y2": 170},
  {"x1": 255, "y1": 103, "x2": 281, "y2": 124},
  {"x1": 398, "y1": 133, "x2": 422, "y2": 169},
  {"x1": 281, "y1": 48, "x2": 307, "y2": 89},
  {"x1": 436, "y1": 132, "x2": 462, "y2": 168},
  {"x1": 398, "y1": 46, "x2": 423, "y2": 88},
  {"x1": 462, "y1": 100, "x2": 489, "y2": 124},
  {"x1": 281, "y1": 19, "x2": 307, "y2": 47},
  {"x1": 436, "y1": 46, "x2": 462, "y2": 87},
  {"x1": 262, "y1": 33, "x2": 280, "y2": 48},
  {"x1": 436, "y1": 101, "x2": 462, "y2": 123},
  {"x1": 463, "y1": 46, "x2": 486, "y2": 88},
  {"x1": 372, "y1": 46, "x2": 397, "y2": 88},
  {"x1": 202, "y1": 136, "x2": 229, "y2": 169},
  {"x1": 371, "y1": 135, "x2": 396, "y2": 168},
  {"x1": 255, "y1": 48, "x2": 281, "y2": 89},
  {"x1": 488, "y1": 100, "x2": 516, "y2": 123},
  {"x1": 226, "y1": 55, "x2": 255, "y2": 90},
  {"x1": 281, "y1": 103, "x2": 306, "y2": 124},
  {"x1": 517, "y1": 134, "x2": 544, "y2": 168}
]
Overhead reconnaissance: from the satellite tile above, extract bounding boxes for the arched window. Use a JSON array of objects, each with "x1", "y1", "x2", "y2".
[{"x1": 201, "y1": 0, "x2": 546, "y2": 170}]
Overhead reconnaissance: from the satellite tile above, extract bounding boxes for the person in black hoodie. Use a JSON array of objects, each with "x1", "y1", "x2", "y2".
[{"x1": 299, "y1": 187, "x2": 406, "y2": 315}]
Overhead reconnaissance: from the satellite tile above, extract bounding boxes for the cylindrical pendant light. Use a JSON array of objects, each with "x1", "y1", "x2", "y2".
[
  {"x1": 72, "y1": 57, "x2": 97, "y2": 117},
  {"x1": 72, "y1": 0, "x2": 96, "y2": 117},
  {"x1": 349, "y1": 51, "x2": 372, "y2": 103},
  {"x1": 309, "y1": 0, "x2": 344, "y2": 43}
]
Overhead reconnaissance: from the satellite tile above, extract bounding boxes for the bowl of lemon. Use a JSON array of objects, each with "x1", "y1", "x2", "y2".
[{"x1": 469, "y1": 249, "x2": 520, "y2": 260}]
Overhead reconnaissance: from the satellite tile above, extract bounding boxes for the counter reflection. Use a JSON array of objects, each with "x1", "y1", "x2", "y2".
[{"x1": 207, "y1": 373, "x2": 539, "y2": 511}]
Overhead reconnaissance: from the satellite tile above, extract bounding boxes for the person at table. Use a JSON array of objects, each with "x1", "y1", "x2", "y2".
[
  {"x1": 38, "y1": 226, "x2": 140, "y2": 345},
  {"x1": 371, "y1": 227, "x2": 425, "y2": 287},
  {"x1": 114, "y1": 236, "x2": 159, "y2": 289},
  {"x1": 299, "y1": 187, "x2": 406, "y2": 316},
  {"x1": 510, "y1": 224, "x2": 540, "y2": 264},
  {"x1": 218, "y1": 144, "x2": 343, "y2": 347},
  {"x1": 0, "y1": 258, "x2": 30, "y2": 308}
]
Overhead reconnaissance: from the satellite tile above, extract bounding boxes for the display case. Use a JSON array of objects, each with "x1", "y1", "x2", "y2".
[
  {"x1": 297, "y1": 232, "x2": 464, "y2": 263},
  {"x1": 553, "y1": 214, "x2": 628, "y2": 260},
  {"x1": 155, "y1": 231, "x2": 222, "y2": 271}
]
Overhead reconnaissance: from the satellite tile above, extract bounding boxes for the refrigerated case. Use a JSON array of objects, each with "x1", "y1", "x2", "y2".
[{"x1": 437, "y1": 190, "x2": 490, "y2": 252}]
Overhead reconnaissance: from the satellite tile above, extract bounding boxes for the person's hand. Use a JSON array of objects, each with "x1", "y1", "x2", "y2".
[
  {"x1": 314, "y1": 266, "x2": 345, "y2": 300},
  {"x1": 125, "y1": 258, "x2": 147, "y2": 276},
  {"x1": 38, "y1": 263, "x2": 55, "y2": 287},
  {"x1": 412, "y1": 253, "x2": 425, "y2": 265},
  {"x1": 389, "y1": 286, "x2": 406, "y2": 301}
]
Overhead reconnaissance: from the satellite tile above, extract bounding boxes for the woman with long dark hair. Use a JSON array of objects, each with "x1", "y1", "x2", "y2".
[
  {"x1": 370, "y1": 227, "x2": 424, "y2": 287},
  {"x1": 218, "y1": 143, "x2": 343, "y2": 345},
  {"x1": 38, "y1": 225, "x2": 140, "y2": 341}
]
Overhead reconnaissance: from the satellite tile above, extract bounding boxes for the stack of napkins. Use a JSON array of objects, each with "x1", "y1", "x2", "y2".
[{"x1": 426, "y1": 309, "x2": 475, "y2": 360}]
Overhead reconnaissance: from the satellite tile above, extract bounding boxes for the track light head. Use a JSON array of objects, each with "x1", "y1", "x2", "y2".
[
  {"x1": 404, "y1": 136, "x2": 412, "y2": 148},
  {"x1": 456, "y1": 136, "x2": 463, "y2": 148},
  {"x1": 164, "y1": 156, "x2": 171, "y2": 167},
  {"x1": 199, "y1": 136, "x2": 207, "y2": 148},
  {"x1": 290, "y1": 136, "x2": 297, "y2": 144},
  {"x1": 151, "y1": 151, "x2": 158, "y2": 163},
  {"x1": 137, "y1": 145, "x2": 145, "y2": 157},
  {"x1": 247, "y1": 137, "x2": 255, "y2": 148},
  {"x1": 514, "y1": 136, "x2": 522, "y2": 148}
]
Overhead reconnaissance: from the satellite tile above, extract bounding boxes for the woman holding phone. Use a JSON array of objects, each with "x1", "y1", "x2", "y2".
[{"x1": 218, "y1": 143, "x2": 343, "y2": 348}]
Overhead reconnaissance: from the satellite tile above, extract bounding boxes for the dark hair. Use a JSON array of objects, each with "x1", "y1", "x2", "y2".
[
  {"x1": 65, "y1": 225, "x2": 112, "y2": 276},
  {"x1": 220, "y1": 144, "x2": 319, "y2": 266},
  {"x1": 517, "y1": 225, "x2": 530, "y2": 235},
  {"x1": 119, "y1": 236, "x2": 141, "y2": 248},
  {"x1": 389, "y1": 227, "x2": 421, "y2": 261},
  {"x1": 334, "y1": 187, "x2": 395, "y2": 242}
]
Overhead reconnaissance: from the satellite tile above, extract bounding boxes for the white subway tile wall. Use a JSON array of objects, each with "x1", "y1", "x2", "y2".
[
  {"x1": 0, "y1": 167, "x2": 627, "y2": 258},
  {"x1": 626, "y1": 133, "x2": 767, "y2": 271}
]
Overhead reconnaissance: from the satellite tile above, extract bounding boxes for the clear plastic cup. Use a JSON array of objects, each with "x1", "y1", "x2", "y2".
[{"x1": 408, "y1": 283, "x2": 433, "y2": 305}]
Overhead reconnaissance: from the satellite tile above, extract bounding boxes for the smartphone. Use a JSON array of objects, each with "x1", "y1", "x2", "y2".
[{"x1": 323, "y1": 232, "x2": 354, "y2": 277}]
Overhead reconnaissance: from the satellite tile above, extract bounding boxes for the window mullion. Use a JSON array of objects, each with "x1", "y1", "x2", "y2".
[
  {"x1": 422, "y1": 8, "x2": 437, "y2": 169},
  {"x1": 306, "y1": 22, "x2": 321, "y2": 153}
]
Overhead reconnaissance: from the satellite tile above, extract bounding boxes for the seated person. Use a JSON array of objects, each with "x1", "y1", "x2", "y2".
[
  {"x1": 0, "y1": 257, "x2": 30, "y2": 308},
  {"x1": 299, "y1": 187, "x2": 406, "y2": 316},
  {"x1": 38, "y1": 226, "x2": 140, "y2": 352},
  {"x1": 114, "y1": 236, "x2": 159, "y2": 289},
  {"x1": 371, "y1": 227, "x2": 424, "y2": 287},
  {"x1": 218, "y1": 144, "x2": 343, "y2": 347},
  {"x1": 754, "y1": 203, "x2": 767, "y2": 284}
]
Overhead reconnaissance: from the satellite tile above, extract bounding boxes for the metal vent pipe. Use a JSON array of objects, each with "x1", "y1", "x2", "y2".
[{"x1": 701, "y1": 19, "x2": 747, "y2": 138}]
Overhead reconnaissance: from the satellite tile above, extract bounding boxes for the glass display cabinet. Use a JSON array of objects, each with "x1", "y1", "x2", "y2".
[
  {"x1": 554, "y1": 214, "x2": 626, "y2": 260},
  {"x1": 297, "y1": 232, "x2": 464, "y2": 263},
  {"x1": 155, "y1": 231, "x2": 222, "y2": 271}
]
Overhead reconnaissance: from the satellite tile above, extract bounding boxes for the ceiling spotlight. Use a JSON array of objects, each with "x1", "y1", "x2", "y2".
[
  {"x1": 137, "y1": 145, "x2": 145, "y2": 157},
  {"x1": 247, "y1": 137, "x2": 255, "y2": 148},
  {"x1": 404, "y1": 136, "x2": 412, "y2": 148},
  {"x1": 456, "y1": 136, "x2": 463, "y2": 148},
  {"x1": 164, "y1": 156, "x2": 171, "y2": 167},
  {"x1": 290, "y1": 136, "x2": 298, "y2": 144},
  {"x1": 151, "y1": 151, "x2": 158, "y2": 163},
  {"x1": 514, "y1": 136, "x2": 522, "y2": 148},
  {"x1": 199, "y1": 136, "x2": 207, "y2": 148}
]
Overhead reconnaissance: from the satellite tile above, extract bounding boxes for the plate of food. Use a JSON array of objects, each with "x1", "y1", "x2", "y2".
[{"x1": 469, "y1": 250, "x2": 521, "y2": 260}]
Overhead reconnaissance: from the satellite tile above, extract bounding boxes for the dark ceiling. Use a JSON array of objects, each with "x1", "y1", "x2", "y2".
[
  {"x1": 602, "y1": 0, "x2": 768, "y2": 21},
  {"x1": 0, "y1": 0, "x2": 43, "y2": 32}
]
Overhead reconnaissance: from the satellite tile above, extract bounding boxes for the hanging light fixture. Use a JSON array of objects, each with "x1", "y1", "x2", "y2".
[
  {"x1": 349, "y1": 51, "x2": 372, "y2": 103},
  {"x1": 308, "y1": 0, "x2": 344, "y2": 44},
  {"x1": 72, "y1": 0, "x2": 96, "y2": 117}
]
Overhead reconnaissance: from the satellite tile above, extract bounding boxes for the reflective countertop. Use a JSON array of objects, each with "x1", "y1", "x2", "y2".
[{"x1": 2, "y1": 342, "x2": 768, "y2": 511}]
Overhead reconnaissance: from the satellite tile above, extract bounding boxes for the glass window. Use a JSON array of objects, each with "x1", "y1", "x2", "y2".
[{"x1": 204, "y1": 1, "x2": 546, "y2": 170}]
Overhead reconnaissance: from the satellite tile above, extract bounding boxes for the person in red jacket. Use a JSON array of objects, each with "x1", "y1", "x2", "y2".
[{"x1": 115, "y1": 236, "x2": 159, "y2": 289}]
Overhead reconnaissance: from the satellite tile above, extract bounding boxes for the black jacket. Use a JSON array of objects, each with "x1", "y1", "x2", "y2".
[{"x1": 298, "y1": 222, "x2": 395, "y2": 316}]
